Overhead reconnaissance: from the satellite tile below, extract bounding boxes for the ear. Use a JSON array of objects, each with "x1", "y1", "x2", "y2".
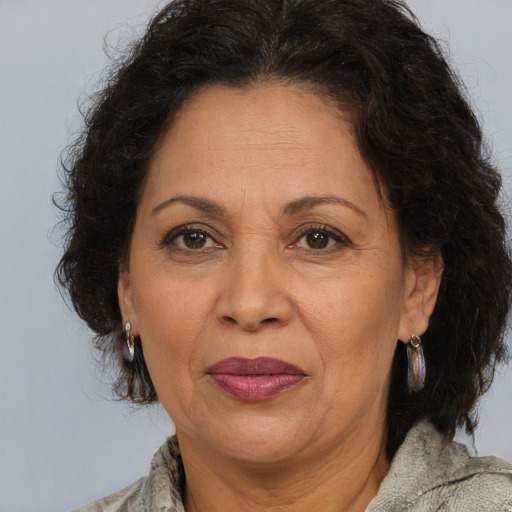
[
  {"x1": 118, "y1": 262, "x2": 138, "y2": 334},
  {"x1": 397, "y1": 253, "x2": 443, "y2": 343}
]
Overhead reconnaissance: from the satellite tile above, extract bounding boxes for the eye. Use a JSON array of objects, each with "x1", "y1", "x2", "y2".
[
  {"x1": 162, "y1": 227, "x2": 221, "y2": 250},
  {"x1": 293, "y1": 225, "x2": 350, "y2": 251},
  {"x1": 301, "y1": 230, "x2": 333, "y2": 250},
  {"x1": 179, "y1": 231, "x2": 210, "y2": 249}
]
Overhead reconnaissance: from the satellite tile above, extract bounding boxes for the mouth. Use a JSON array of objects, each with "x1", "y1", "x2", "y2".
[{"x1": 207, "y1": 357, "x2": 307, "y2": 401}]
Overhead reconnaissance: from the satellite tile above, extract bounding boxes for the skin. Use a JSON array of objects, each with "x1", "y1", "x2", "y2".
[{"x1": 119, "y1": 83, "x2": 441, "y2": 512}]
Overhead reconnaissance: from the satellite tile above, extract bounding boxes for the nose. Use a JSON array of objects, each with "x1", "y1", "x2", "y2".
[{"x1": 215, "y1": 245, "x2": 293, "y2": 331}]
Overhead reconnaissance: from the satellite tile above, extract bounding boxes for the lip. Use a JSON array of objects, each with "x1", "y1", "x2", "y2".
[{"x1": 207, "y1": 357, "x2": 307, "y2": 401}]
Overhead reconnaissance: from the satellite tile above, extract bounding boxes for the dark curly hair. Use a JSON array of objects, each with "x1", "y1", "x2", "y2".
[{"x1": 56, "y1": 0, "x2": 512, "y2": 456}]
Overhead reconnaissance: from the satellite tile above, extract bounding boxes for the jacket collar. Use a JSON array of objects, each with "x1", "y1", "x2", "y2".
[
  {"x1": 136, "y1": 435, "x2": 185, "y2": 512},
  {"x1": 366, "y1": 421, "x2": 512, "y2": 511}
]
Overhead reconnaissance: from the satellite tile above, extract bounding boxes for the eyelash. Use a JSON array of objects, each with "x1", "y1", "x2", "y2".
[
  {"x1": 291, "y1": 224, "x2": 351, "y2": 252},
  {"x1": 160, "y1": 223, "x2": 351, "y2": 253},
  {"x1": 160, "y1": 225, "x2": 220, "y2": 251}
]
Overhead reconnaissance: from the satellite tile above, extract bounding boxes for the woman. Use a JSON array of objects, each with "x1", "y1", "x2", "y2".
[{"x1": 57, "y1": 0, "x2": 512, "y2": 510}]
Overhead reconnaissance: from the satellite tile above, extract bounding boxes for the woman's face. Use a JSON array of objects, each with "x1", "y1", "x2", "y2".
[{"x1": 119, "y1": 83, "x2": 437, "y2": 465}]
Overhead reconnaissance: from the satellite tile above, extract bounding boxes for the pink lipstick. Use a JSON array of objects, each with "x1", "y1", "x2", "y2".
[{"x1": 207, "y1": 357, "x2": 307, "y2": 401}]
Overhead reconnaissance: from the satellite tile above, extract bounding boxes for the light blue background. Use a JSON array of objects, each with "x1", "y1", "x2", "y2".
[{"x1": 1, "y1": 1, "x2": 511, "y2": 510}]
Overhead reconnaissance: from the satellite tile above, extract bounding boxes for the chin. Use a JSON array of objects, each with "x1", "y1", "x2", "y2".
[{"x1": 187, "y1": 413, "x2": 317, "y2": 467}]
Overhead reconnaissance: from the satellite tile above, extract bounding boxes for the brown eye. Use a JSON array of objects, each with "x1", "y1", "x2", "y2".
[
  {"x1": 306, "y1": 231, "x2": 329, "y2": 249},
  {"x1": 163, "y1": 228, "x2": 220, "y2": 251},
  {"x1": 182, "y1": 231, "x2": 207, "y2": 249},
  {"x1": 293, "y1": 225, "x2": 349, "y2": 252}
]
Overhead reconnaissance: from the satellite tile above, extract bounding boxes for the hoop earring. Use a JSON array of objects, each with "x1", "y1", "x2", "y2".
[
  {"x1": 124, "y1": 321, "x2": 135, "y2": 362},
  {"x1": 407, "y1": 334, "x2": 425, "y2": 393}
]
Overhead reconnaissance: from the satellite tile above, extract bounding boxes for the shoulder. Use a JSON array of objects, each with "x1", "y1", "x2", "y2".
[
  {"x1": 417, "y1": 462, "x2": 512, "y2": 511},
  {"x1": 426, "y1": 468, "x2": 512, "y2": 511},
  {"x1": 368, "y1": 421, "x2": 512, "y2": 512},
  {"x1": 70, "y1": 435, "x2": 185, "y2": 512},
  {"x1": 71, "y1": 478, "x2": 144, "y2": 512}
]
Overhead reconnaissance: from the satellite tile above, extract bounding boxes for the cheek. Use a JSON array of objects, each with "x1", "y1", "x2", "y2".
[
  {"x1": 131, "y1": 273, "x2": 214, "y2": 374},
  {"x1": 299, "y1": 263, "x2": 403, "y2": 378},
  {"x1": 299, "y1": 279, "x2": 401, "y2": 427},
  {"x1": 305, "y1": 263, "x2": 402, "y2": 331}
]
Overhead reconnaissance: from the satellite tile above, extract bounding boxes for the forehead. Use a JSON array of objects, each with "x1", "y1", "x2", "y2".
[
  {"x1": 162, "y1": 82, "x2": 354, "y2": 153},
  {"x1": 143, "y1": 82, "x2": 382, "y2": 219}
]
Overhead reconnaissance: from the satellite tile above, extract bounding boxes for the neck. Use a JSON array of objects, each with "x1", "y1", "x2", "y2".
[{"x1": 179, "y1": 427, "x2": 390, "y2": 512}]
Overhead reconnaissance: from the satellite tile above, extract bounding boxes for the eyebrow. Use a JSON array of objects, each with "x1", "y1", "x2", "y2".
[
  {"x1": 151, "y1": 194, "x2": 368, "y2": 220},
  {"x1": 152, "y1": 195, "x2": 226, "y2": 216},
  {"x1": 282, "y1": 195, "x2": 369, "y2": 220}
]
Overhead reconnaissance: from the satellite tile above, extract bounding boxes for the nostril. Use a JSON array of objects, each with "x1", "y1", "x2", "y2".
[{"x1": 221, "y1": 315, "x2": 279, "y2": 329}]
